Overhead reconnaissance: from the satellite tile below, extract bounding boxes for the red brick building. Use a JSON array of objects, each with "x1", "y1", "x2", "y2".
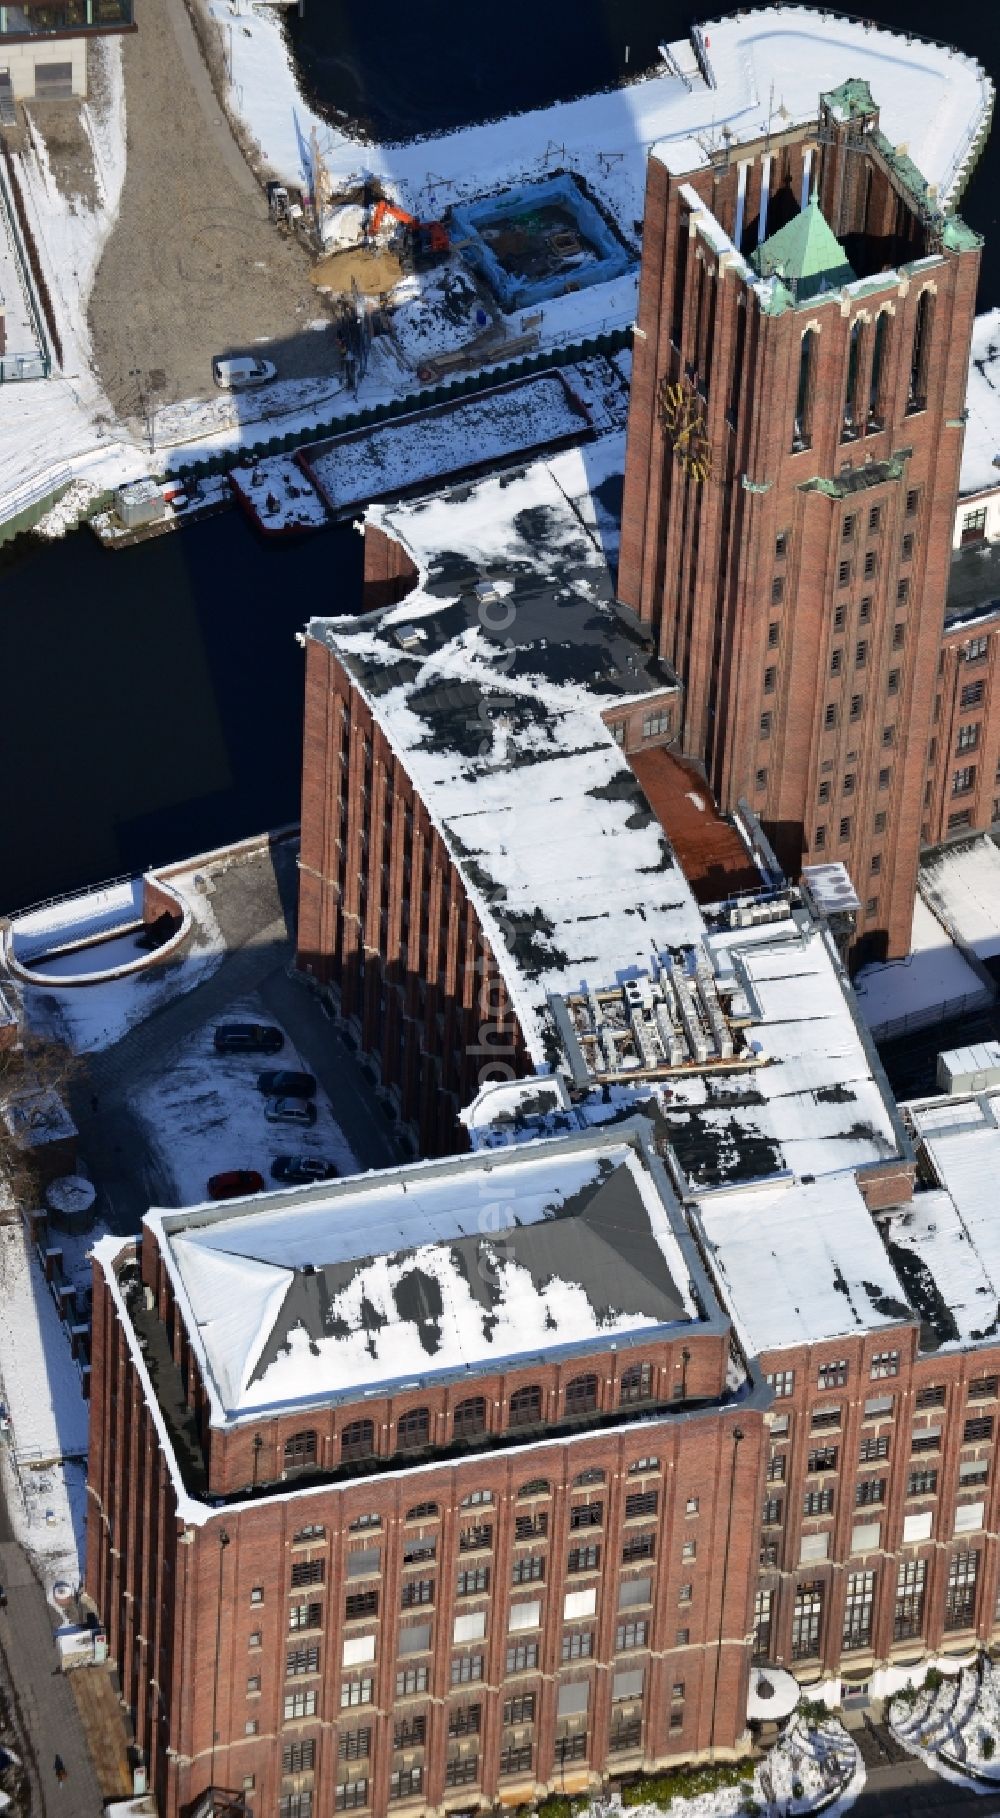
[
  {"x1": 922, "y1": 607, "x2": 1000, "y2": 845},
  {"x1": 618, "y1": 79, "x2": 983, "y2": 964},
  {"x1": 86, "y1": 1127, "x2": 768, "y2": 1818}
]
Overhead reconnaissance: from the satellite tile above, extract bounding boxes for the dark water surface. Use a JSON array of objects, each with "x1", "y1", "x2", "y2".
[
  {"x1": 0, "y1": 515, "x2": 361, "y2": 908},
  {"x1": 2, "y1": 1, "x2": 995, "y2": 909}
]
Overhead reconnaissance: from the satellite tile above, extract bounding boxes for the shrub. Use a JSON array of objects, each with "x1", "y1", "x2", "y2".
[
  {"x1": 621, "y1": 1758, "x2": 754, "y2": 1809},
  {"x1": 792, "y1": 1781, "x2": 804, "y2": 1800},
  {"x1": 983, "y1": 1734, "x2": 996, "y2": 1761},
  {"x1": 799, "y1": 1698, "x2": 827, "y2": 1727},
  {"x1": 925, "y1": 1667, "x2": 945, "y2": 1694}
]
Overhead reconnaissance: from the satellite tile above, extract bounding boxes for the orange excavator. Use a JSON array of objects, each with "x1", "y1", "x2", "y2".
[{"x1": 368, "y1": 199, "x2": 450, "y2": 256}]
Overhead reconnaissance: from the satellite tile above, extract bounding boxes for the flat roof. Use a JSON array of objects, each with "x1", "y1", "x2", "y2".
[
  {"x1": 695, "y1": 1171, "x2": 913, "y2": 1355},
  {"x1": 148, "y1": 1130, "x2": 701, "y2": 1424},
  {"x1": 961, "y1": 308, "x2": 1000, "y2": 496},
  {"x1": 886, "y1": 1090, "x2": 1000, "y2": 1347},
  {"x1": 308, "y1": 449, "x2": 705, "y2": 1060}
]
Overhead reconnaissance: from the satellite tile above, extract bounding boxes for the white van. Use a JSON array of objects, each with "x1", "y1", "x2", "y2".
[{"x1": 212, "y1": 355, "x2": 277, "y2": 390}]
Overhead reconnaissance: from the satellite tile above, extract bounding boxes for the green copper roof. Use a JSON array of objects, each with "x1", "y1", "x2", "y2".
[
  {"x1": 821, "y1": 78, "x2": 878, "y2": 122},
  {"x1": 751, "y1": 195, "x2": 856, "y2": 303},
  {"x1": 941, "y1": 215, "x2": 983, "y2": 253}
]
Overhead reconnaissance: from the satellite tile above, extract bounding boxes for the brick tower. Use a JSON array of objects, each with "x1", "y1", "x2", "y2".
[{"x1": 619, "y1": 81, "x2": 982, "y2": 962}]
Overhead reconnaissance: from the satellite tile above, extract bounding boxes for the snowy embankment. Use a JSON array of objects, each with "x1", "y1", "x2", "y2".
[
  {"x1": 891, "y1": 1659, "x2": 1000, "y2": 1788},
  {"x1": 0, "y1": 39, "x2": 147, "y2": 519},
  {"x1": 571, "y1": 1716, "x2": 861, "y2": 1818}
]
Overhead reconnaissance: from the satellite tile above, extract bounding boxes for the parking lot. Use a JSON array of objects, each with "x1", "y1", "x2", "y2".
[{"x1": 129, "y1": 995, "x2": 359, "y2": 1207}]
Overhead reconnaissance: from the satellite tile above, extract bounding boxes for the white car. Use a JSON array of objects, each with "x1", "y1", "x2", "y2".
[{"x1": 212, "y1": 355, "x2": 277, "y2": 390}]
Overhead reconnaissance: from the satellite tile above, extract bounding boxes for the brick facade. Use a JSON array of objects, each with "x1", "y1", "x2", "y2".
[
  {"x1": 296, "y1": 633, "x2": 532, "y2": 1157},
  {"x1": 87, "y1": 1239, "x2": 765, "y2": 1818},
  {"x1": 618, "y1": 100, "x2": 981, "y2": 964},
  {"x1": 922, "y1": 608, "x2": 1000, "y2": 843}
]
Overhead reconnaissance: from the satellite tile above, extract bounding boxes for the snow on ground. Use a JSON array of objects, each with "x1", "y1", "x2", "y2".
[
  {"x1": 306, "y1": 373, "x2": 588, "y2": 511},
  {"x1": 891, "y1": 1661, "x2": 1000, "y2": 1788},
  {"x1": 0, "y1": 37, "x2": 146, "y2": 517},
  {"x1": 18, "y1": 868, "x2": 226, "y2": 1055},
  {"x1": 0, "y1": 1222, "x2": 90, "y2": 1596},
  {"x1": 152, "y1": 370, "x2": 346, "y2": 450},
  {"x1": 130, "y1": 998, "x2": 359, "y2": 1208},
  {"x1": 10, "y1": 880, "x2": 142, "y2": 956},
  {"x1": 574, "y1": 1716, "x2": 861, "y2": 1818},
  {"x1": 212, "y1": 1, "x2": 990, "y2": 226},
  {"x1": 230, "y1": 455, "x2": 329, "y2": 531},
  {"x1": 389, "y1": 266, "x2": 491, "y2": 367},
  {"x1": 0, "y1": 1225, "x2": 88, "y2": 1466},
  {"x1": 853, "y1": 895, "x2": 990, "y2": 1038},
  {"x1": 962, "y1": 309, "x2": 1000, "y2": 496},
  {"x1": 919, "y1": 836, "x2": 1000, "y2": 962}
]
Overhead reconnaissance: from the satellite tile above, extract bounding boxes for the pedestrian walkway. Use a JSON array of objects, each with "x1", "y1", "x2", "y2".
[
  {"x1": 68, "y1": 1660, "x2": 133, "y2": 1800},
  {"x1": 0, "y1": 1538, "x2": 102, "y2": 1816}
]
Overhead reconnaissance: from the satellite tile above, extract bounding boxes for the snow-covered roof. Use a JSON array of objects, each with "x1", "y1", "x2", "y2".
[
  {"x1": 886, "y1": 1090, "x2": 1000, "y2": 1347},
  {"x1": 308, "y1": 450, "x2": 703, "y2": 1058},
  {"x1": 148, "y1": 1131, "x2": 701, "y2": 1423},
  {"x1": 695, "y1": 1171, "x2": 913, "y2": 1356},
  {"x1": 919, "y1": 836, "x2": 1000, "y2": 963},
  {"x1": 961, "y1": 310, "x2": 1000, "y2": 497}
]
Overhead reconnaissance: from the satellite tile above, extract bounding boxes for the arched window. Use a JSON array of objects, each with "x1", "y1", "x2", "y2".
[
  {"x1": 565, "y1": 1374, "x2": 599, "y2": 1417},
  {"x1": 620, "y1": 1362, "x2": 653, "y2": 1406},
  {"x1": 406, "y1": 1502, "x2": 439, "y2": 1522},
  {"x1": 792, "y1": 329, "x2": 815, "y2": 452},
  {"x1": 908, "y1": 290, "x2": 932, "y2": 413},
  {"x1": 572, "y1": 1468, "x2": 605, "y2": 1488},
  {"x1": 460, "y1": 1488, "x2": 493, "y2": 1508},
  {"x1": 509, "y1": 1385, "x2": 542, "y2": 1428},
  {"x1": 842, "y1": 319, "x2": 862, "y2": 439},
  {"x1": 341, "y1": 1418, "x2": 375, "y2": 1463},
  {"x1": 396, "y1": 1406, "x2": 430, "y2": 1452},
  {"x1": 454, "y1": 1396, "x2": 487, "y2": 1441},
  {"x1": 517, "y1": 1479, "x2": 550, "y2": 1500},
  {"x1": 868, "y1": 311, "x2": 889, "y2": 429},
  {"x1": 283, "y1": 1429, "x2": 317, "y2": 1470}
]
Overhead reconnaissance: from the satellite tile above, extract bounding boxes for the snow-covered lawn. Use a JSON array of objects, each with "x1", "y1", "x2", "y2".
[
  {"x1": 853, "y1": 895, "x2": 990, "y2": 1038},
  {"x1": 891, "y1": 1659, "x2": 1000, "y2": 1786},
  {"x1": 306, "y1": 372, "x2": 588, "y2": 512},
  {"x1": 129, "y1": 999, "x2": 359, "y2": 1208},
  {"x1": 571, "y1": 1716, "x2": 861, "y2": 1818},
  {"x1": 17, "y1": 865, "x2": 226, "y2": 1055}
]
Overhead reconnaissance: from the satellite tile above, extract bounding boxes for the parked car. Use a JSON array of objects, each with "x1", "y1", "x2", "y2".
[
  {"x1": 264, "y1": 1097, "x2": 318, "y2": 1128},
  {"x1": 207, "y1": 1169, "x2": 266, "y2": 1201},
  {"x1": 214, "y1": 1023, "x2": 283, "y2": 1055},
  {"x1": 256, "y1": 1069, "x2": 317, "y2": 1099},
  {"x1": 211, "y1": 354, "x2": 276, "y2": 390},
  {"x1": 271, "y1": 1155, "x2": 339, "y2": 1184}
]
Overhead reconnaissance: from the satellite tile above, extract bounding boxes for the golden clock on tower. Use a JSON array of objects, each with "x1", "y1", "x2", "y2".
[{"x1": 657, "y1": 377, "x2": 713, "y2": 483}]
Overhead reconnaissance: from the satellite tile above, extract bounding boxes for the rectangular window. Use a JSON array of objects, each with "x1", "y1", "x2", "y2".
[
  {"x1": 969, "y1": 1377, "x2": 999, "y2": 1401},
  {"x1": 506, "y1": 1643, "x2": 539, "y2": 1674},
  {"x1": 345, "y1": 1591, "x2": 377, "y2": 1621},
  {"x1": 340, "y1": 1678, "x2": 374, "y2": 1709},
  {"x1": 808, "y1": 1448, "x2": 838, "y2": 1474},
  {"x1": 963, "y1": 1416, "x2": 994, "y2": 1444},
  {"x1": 625, "y1": 1490, "x2": 658, "y2": 1520},
  {"x1": 803, "y1": 1489, "x2": 834, "y2": 1515},
  {"x1": 818, "y1": 1360, "x2": 848, "y2": 1390},
  {"x1": 618, "y1": 1576, "x2": 652, "y2": 1610},
  {"x1": 965, "y1": 637, "x2": 989, "y2": 663},
  {"x1": 767, "y1": 1371, "x2": 795, "y2": 1398},
  {"x1": 838, "y1": 560, "x2": 851, "y2": 587},
  {"x1": 859, "y1": 1435, "x2": 889, "y2": 1463},
  {"x1": 959, "y1": 1459, "x2": 989, "y2": 1487},
  {"x1": 456, "y1": 1568, "x2": 489, "y2": 1598},
  {"x1": 851, "y1": 694, "x2": 863, "y2": 720},
  {"x1": 335, "y1": 1784, "x2": 368, "y2": 1813},
  {"x1": 893, "y1": 622, "x2": 906, "y2": 648},
  {"x1": 339, "y1": 1729, "x2": 372, "y2": 1762},
  {"x1": 863, "y1": 551, "x2": 876, "y2": 579},
  {"x1": 503, "y1": 1693, "x2": 536, "y2": 1725},
  {"x1": 907, "y1": 1468, "x2": 938, "y2": 1497},
  {"x1": 760, "y1": 711, "x2": 772, "y2": 737},
  {"x1": 953, "y1": 766, "x2": 976, "y2": 795},
  {"x1": 818, "y1": 781, "x2": 831, "y2": 804},
  {"x1": 762, "y1": 1497, "x2": 783, "y2": 1526},
  {"x1": 622, "y1": 1533, "x2": 655, "y2": 1565},
  {"x1": 763, "y1": 666, "x2": 777, "y2": 694},
  {"x1": 895, "y1": 1558, "x2": 927, "y2": 1642},
  {"x1": 569, "y1": 1503, "x2": 603, "y2": 1531},
  {"x1": 961, "y1": 680, "x2": 985, "y2": 709},
  {"x1": 834, "y1": 604, "x2": 847, "y2": 630},
  {"x1": 450, "y1": 1654, "x2": 484, "y2": 1685},
  {"x1": 871, "y1": 1352, "x2": 900, "y2": 1379},
  {"x1": 767, "y1": 1454, "x2": 786, "y2": 1484},
  {"x1": 561, "y1": 1629, "x2": 594, "y2": 1661},
  {"x1": 289, "y1": 1603, "x2": 323, "y2": 1633},
  {"x1": 958, "y1": 722, "x2": 981, "y2": 752},
  {"x1": 284, "y1": 1741, "x2": 317, "y2": 1773},
  {"x1": 912, "y1": 1427, "x2": 942, "y2": 1457},
  {"x1": 830, "y1": 648, "x2": 843, "y2": 676},
  {"x1": 567, "y1": 1545, "x2": 600, "y2": 1574},
  {"x1": 755, "y1": 767, "x2": 768, "y2": 791},
  {"x1": 448, "y1": 1704, "x2": 482, "y2": 1738},
  {"x1": 776, "y1": 532, "x2": 788, "y2": 558},
  {"x1": 856, "y1": 641, "x2": 868, "y2": 668},
  {"x1": 843, "y1": 516, "x2": 855, "y2": 542},
  {"x1": 825, "y1": 704, "x2": 837, "y2": 730},
  {"x1": 916, "y1": 1385, "x2": 946, "y2": 1410},
  {"x1": 868, "y1": 506, "x2": 881, "y2": 534},
  {"x1": 396, "y1": 1667, "x2": 429, "y2": 1697},
  {"x1": 390, "y1": 1769, "x2": 423, "y2": 1801},
  {"x1": 771, "y1": 575, "x2": 785, "y2": 603},
  {"x1": 291, "y1": 1559, "x2": 324, "y2": 1589},
  {"x1": 887, "y1": 669, "x2": 900, "y2": 696},
  {"x1": 284, "y1": 1689, "x2": 318, "y2": 1721},
  {"x1": 855, "y1": 1478, "x2": 886, "y2": 1507},
  {"x1": 839, "y1": 817, "x2": 851, "y2": 841},
  {"x1": 512, "y1": 1556, "x2": 544, "y2": 1586},
  {"x1": 907, "y1": 488, "x2": 919, "y2": 516},
  {"x1": 753, "y1": 1590, "x2": 773, "y2": 1663},
  {"x1": 279, "y1": 1797, "x2": 313, "y2": 1818},
  {"x1": 286, "y1": 1647, "x2": 320, "y2": 1678},
  {"x1": 791, "y1": 1582, "x2": 824, "y2": 1661},
  {"x1": 500, "y1": 1744, "x2": 533, "y2": 1776},
  {"x1": 814, "y1": 827, "x2": 827, "y2": 848},
  {"x1": 843, "y1": 1570, "x2": 875, "y2": 1652},
  {"x1": 768, "y1": 622, "x2": 780, "y2": 648},
  {"x1": 615, "y1": 1620, "x2": 649, "y2": 1651},
  {"x1": 945, "y1": 1550, "x2": 980, "y2": 1631}
]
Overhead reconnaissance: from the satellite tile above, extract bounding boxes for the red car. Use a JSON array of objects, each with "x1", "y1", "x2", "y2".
[{"x1": 207, "y1": 1169, "x2": 266, "y2": 1201}]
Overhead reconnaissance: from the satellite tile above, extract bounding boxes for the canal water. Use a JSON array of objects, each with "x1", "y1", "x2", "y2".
[
  {"x1": 0, "y1": 514, "x2": 361, "y2": 909},
  {"x1": 2, "y1": 0, "x2": 997, "y2": 909}
]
